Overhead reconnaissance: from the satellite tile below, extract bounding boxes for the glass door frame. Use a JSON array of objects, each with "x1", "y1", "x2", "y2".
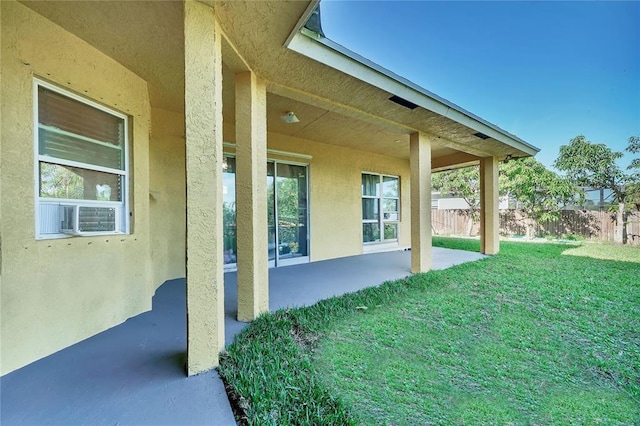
[
  {"x1": 222, "y1": 153, "x2": 310, "y2": 271},
  {"x1": 268, "y1": 159, "x2": 310, "y2": 268},
  {"x1": 222, "y1": 155, "x2": 238, "y2": 271}
]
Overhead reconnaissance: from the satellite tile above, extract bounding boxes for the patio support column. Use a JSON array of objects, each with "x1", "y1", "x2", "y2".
[
  {"x1": 184, "y1": 0, "x2": 225, "y2": 376},
  {"x1": 235, "y1": 71, "x2": 269, "y2": 322},
  {"x1": 410, "y1": 132, "x2": 432, "y2": 273},
  {"x1": 480, "y1": 156, "x2": 500, "y2": 254}
]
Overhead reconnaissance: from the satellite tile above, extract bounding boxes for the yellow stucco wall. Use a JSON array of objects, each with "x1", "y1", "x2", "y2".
[
  {"x1": 0, "y1": 2, "x2": 153, "y2": 375},
  {"x1": 266, "y1": 132, "x2": 411, "y2": 262},
  {"x1": 0, "y1": 1, "x2": 413, "y2": 375},
  {"x1": 149, "y1": 108, "x2": 186, "y2": 287},
  {"x1": 224, "y1": 131, "x2": 412, "y2": 263}
]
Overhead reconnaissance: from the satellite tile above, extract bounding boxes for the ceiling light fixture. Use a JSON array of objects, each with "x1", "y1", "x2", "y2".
[{"x1": 281, "y1": 111, "x2": 300, "y2": 124}]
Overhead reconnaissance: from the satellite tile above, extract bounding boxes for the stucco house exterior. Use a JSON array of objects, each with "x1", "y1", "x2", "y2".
[{"x1": 0, "y1": 0, "x2": 539, "y2": 376}]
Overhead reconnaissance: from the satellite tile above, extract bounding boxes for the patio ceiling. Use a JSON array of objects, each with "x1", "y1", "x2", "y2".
[
  {"x1": 213, "y1": 0, "x2": 537, "y2": 163},
  {"x1": 21, "y1": 0, "x2": 535, "y2": 166},
  {"x1": 222, "y1": 66, "x2": 460, "y2": 160}
]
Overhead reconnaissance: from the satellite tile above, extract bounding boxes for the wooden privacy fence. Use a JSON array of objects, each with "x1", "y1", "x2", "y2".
[{"x1": 431, "y1": 209, "x2": 640, "y2": 245}]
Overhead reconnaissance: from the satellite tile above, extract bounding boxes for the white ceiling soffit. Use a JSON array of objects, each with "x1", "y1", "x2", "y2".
[{"x1": 285, "y1": 9, "x2": 539, "y2": 157}]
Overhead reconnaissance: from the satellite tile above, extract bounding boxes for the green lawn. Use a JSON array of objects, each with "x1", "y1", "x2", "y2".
[{"x1": 219, "y1": 239, "x2": 640, "y2": 425}]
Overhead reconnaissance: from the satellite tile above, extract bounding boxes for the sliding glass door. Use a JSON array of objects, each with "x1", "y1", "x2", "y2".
[
  {"x1": 268, "y1": 161, "x2": 309, "y2": 267},
  {"x1": 267, "y1": 163, "x2": 277, "y2": 265},
  {"x1": 225, "y1": 155, "x2": 309, "y2": 269},
  {"x1": 222, "y1": 157, "x2": 237, "y2": 268}
]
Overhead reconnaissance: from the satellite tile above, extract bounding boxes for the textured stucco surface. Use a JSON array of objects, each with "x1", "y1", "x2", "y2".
[
  {"x1": 184, "y1": 0, "x2": 225, "y2": 375},
  {"x1": 22, "y1": 1, "x2": 537, "y2": 166},
  {"x1": 0, "y1": 1, "x2": 152, "y2": 375},
  {"x1": 235, "y1": 72, "x2": 269, "y2": 322},
  {"x1": 222, "y1": 130, "x2": 412, "y2": 263},
  {"x1": 410, "y1": 132, "x2": 433, "y2": 273},
  {"x1": 20, "y1": 0, "x2": 185, "y2": 112},
  {"x1": 480, "y1": 156, "x2": 500, "y2": 255},
  {"x1": 149, "y1": 108, "x2": 186, "y2": 287}
]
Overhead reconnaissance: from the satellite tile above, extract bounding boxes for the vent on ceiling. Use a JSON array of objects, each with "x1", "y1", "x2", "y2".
[
  {"x1": 473, "y1": 132, "x2": 490, "y2": 140},
  {"x1": 389, "y1": 95, "x2": 419, "y2": 110}
]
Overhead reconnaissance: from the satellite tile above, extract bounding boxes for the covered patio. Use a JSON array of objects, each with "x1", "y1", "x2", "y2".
[
  {"x1": 1, "y1": 247, "x2": 485, "y2": 425},
  {"x1": 1, "y1": 0, "x2": 540, "y2": 382}
]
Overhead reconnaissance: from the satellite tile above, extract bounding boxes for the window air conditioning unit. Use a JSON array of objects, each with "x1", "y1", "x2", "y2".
[{"x1": 60, "y1": 205, "x2": 118, "y2": 235}]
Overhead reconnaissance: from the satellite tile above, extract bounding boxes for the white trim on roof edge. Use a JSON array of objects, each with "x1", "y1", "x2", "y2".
[
  {"x1": 285, "y1": 19, "x2": 539, "y2": 157},
  {"x1": 284, "y1": 0, "x2": 321, "y2": 47}
]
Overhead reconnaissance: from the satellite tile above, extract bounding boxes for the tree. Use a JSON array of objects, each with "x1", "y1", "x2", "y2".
[
  {"x1": 554, "y1": 135, "x2": 640, "y2": 244},
  {"x1": 501, "y1": 157, "x2": 579, "y2": 239},
  {"x1": 432, "y1": 166, "x2": 481, "y2": 235},
  {"x1": 40, "y1": 163, "x2": 83, "y2": 199},
  {"x1": 627, "y1": 136, "x2": 640, "y2": 212},
  {"x1": 628, "y1": 135, "x2": 640, "y2": 170}
]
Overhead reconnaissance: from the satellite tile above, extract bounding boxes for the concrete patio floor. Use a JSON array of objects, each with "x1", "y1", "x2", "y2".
[{"x1": 1, "y1": 247, "x2": 485, "y2": 425}]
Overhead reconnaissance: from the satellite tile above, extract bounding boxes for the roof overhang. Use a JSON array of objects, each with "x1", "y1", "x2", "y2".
[
  {"x1": 284, "y1": 2, "x2": 539, "y2": 160},
  {"x1": 18, "y1": 0, "x2": 539, "y2": 166}
]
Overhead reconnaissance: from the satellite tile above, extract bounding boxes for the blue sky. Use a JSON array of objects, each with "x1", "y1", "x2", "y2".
[{"x1": 319, "y1": 1, "x2": 639, "y2": 170}]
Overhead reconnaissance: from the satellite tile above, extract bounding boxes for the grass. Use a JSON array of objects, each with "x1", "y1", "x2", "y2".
[
  {"x1": 219, "y1": 239, "x2": 640, "y2": 425},
  {"x1": 564, "y1": 241, "x2": 640, "y2": 263}
]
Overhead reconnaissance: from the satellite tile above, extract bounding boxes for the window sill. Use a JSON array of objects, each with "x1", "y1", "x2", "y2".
[
  {"x1": 36, "y1": 231, "x2": 128, "y2": 240},
  {"x1": 363, "y1": 241, "x2": 405, "y2": 254}
]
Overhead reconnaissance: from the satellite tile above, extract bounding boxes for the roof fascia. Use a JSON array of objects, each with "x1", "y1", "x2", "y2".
[
  {"x1": 285, "y1": 28, "x2": 539, "y2": 157},
  {"x1": 284, "y1": 0, "x2": 321, "y2": 47}
]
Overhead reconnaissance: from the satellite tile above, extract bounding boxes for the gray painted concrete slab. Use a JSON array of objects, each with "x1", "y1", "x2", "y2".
[
  {"x1": 0, "y1": 278, "x2": 236, "y2": 426},
  {"x1": 2, "y1": 247, "x2": 485, "y2": 426},
  {"x1": 226, "y1": 248, "x2": 486, "y2": 339}
]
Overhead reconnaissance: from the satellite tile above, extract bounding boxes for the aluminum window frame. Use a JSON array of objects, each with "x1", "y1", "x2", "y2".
[
  {"x1": 33, "y1": 78, "x2": 130, "y2": 239},
  {"x1": 361, "y1": 172, "x2": 400, "y2": 244}
]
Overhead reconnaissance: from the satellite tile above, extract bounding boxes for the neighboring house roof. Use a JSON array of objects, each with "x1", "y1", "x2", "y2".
[{"x1": 22, "y1": 0, "x2": 539, "y2": 168}]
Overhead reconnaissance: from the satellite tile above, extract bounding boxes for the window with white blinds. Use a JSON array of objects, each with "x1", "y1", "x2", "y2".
[{"x1": 35, "y1": 80, "x2": 129, "y2": 238}]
